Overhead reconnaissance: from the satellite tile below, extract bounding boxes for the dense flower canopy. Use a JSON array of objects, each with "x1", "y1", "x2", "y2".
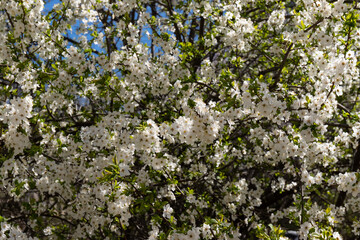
[{"x1": 0, "y1": 0, "x2": 360, "y2": 239}]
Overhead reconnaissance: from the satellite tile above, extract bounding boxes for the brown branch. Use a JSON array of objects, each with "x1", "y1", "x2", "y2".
[
  {"x1": 4, "y1": 10, "x2": 14, "y2": 28},
  {"x1": 269, "y1": 43, "x2": 293, "y2": 91},
  {"x1": 63, "y1": 36, "x2": 101, "y2": 55},
  {"x1": 336, "y1": 140, "x2": 360, "y2": 207},
  {"x1": 304, "y1": 18, "x2": 324, "y2": 33},
  {"x1": 165, "y1": 0, "x2": 185, "y2": 43}
]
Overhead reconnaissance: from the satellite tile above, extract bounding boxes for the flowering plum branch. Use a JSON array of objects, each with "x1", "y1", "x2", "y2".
[{"x1": 1, "y1": 0, "x2": 360, "y2": 239}]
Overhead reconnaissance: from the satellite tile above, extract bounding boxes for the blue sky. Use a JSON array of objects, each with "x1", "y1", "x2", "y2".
[{"x1": 43, "y1": 0, "x2": 154, "y2": 56}]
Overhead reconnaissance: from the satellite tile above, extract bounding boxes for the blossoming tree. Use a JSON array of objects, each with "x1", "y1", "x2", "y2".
[{"x1": 0, "y1": 0, "x2": 360, "y2": 239}]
